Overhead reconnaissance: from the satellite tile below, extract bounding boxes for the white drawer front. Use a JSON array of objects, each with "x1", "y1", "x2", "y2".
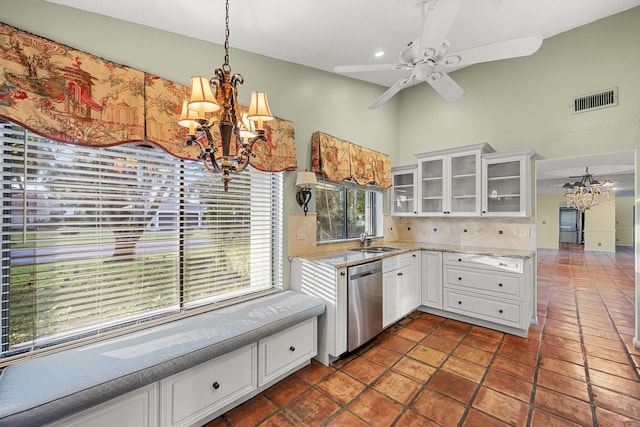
[
  {"x1": 444, "y1": 252, "x2": 523, "y2": 274},
  {"x1": 444, "y1": 289, "x2": 523, "y2": 328},
  {"x1": 382, "y1": 253, "x2": 412, "y2": 272},
  {"x1": 259, "y1": 318, "x2": 317, "y2": 386},
  {"x1": 444, "y1": 267, "x2": 523, "y2": 300},
  {"x1": 161, "y1": 344, "x2": 256, "y2": 427}
]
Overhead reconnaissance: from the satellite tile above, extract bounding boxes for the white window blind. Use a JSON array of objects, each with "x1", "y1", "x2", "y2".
[{"x1": 1, "y1": 119, "x2": 283, "y2": 362}]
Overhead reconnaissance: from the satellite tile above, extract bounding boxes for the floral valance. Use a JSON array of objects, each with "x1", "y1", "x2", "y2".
[
  {"x1": 311, "y1": 131, "x2": 391, "y2": 189},
  {"x1": 0, "y1": 22, "x2": 296, "y2": 172}
]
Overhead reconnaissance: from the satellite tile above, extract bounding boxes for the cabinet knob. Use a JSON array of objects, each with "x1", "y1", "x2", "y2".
[
  {"x1": 412, "y1": 254, "x2": 417, "y2": 258},
  {"x1": 498, "y1": 283, "x2": 503, "y2": 287},
  {"x1": 458, "y1": 258, "x2": 462, "y2": 262},
  {"x1": 458, "y1": 301, "x2": 462, "y2": 305},
  {"x1": 340, "y1": 272, "x2": 346, "y2": 276},
  {"x1": 482, "y1": 210, "x2": 486, "y2": 214},
  {"x1": 458, "y1": 277, "x2": 462, "y2": 281},
  {"x1": 398, "y1": 272, "x2": 403, "y2": 277},
  {"x1": 498, "y1": 309, "x2": 504, "y2": 314},
  {"x1": 289, "y1": 346, "x2": 296, "y2": 352},
  {"x1": 212, "y1": 381, "x2": 220, "y2": 390}
]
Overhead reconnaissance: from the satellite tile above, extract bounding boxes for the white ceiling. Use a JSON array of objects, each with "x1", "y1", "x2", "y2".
[
  {"x1": 44, "y1": 0, "x2": 638, "y2": 195},
  {"x1": 45, "y1": 0, "x2": 640, "y2": 88}
]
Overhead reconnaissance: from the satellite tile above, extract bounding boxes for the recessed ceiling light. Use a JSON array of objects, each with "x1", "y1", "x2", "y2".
[{"x1": 374, "y1": 51, "x2": 384, "y2": 58}]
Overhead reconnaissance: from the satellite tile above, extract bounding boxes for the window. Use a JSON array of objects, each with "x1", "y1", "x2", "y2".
[
  {"x1": 0, "y1": 120, "x2": 283, "y2": 362},
  {"x1": 315, "y1": 180, "x2": 383, "y2": 242}
]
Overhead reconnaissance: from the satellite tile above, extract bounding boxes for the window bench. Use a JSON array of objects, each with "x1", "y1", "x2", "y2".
[{"x1": 0, "y1": 290, "x2": 325, "y2": 427}]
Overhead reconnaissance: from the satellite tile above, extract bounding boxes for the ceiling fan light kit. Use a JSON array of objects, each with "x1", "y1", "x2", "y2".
[{"x1": 333, "y1": 0, "x2": 543, "y2": 108}]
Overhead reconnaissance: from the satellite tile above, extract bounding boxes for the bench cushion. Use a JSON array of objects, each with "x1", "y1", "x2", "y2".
[{"x1": 0, "y1": 290, "x2": 324, "y2": 427}]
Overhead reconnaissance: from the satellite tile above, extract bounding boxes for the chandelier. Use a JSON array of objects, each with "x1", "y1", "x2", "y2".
[
  {"x1": 562, "y1": 167, "x2": 613, "y2": 211},
  {"x1": 177, "y1": 0, "x2": 274, "y2": 191}
]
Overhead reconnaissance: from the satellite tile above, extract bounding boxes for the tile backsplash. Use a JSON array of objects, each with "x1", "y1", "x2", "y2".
[{"x1": 288, "y1": 213, "x2": 536, "y2": 257}]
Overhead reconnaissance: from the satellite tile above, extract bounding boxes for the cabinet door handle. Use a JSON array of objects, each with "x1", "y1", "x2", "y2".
[
  {"x1": 457, "y1": 258, "x2": 462, "y2": 262},
  {"x1": 412, "y1": 254, "x2": 417, "y2": 258},
  {"x1": 458, "y1": 277, "x2": 462, "y2": 281},
  {"x1": 212, "y1": 381, "x2": 220, "y2": 390},
  {"x1": 498, "y1": 283, "x2": 503, "y2": 287},
  {"x1": 458, "y1": 301, "x2": 462, "y2": 305},
  {"x1": 289, "y1": 346, "x2": 296, "y2": 352},
  {"x1": 498, "y1": 309, "x2": 504, "y2": 314},
  {"x1": 397, "y1": 272, "x2": 403, "y2": 277}
]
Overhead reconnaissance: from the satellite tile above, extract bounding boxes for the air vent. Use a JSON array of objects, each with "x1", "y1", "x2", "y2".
[{"x1": 571, "y1": 87, "x2": 618, "y2": 113}]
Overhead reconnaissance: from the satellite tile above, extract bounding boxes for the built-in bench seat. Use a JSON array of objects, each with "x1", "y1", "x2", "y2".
[{"x1": 0, "y1": 290, "x2": 325, "y2": 427}]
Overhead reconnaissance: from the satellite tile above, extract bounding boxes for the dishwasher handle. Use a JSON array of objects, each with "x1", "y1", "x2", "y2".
[{"x1": 349, "y1": 267, "x2": 382, "y2": 280}]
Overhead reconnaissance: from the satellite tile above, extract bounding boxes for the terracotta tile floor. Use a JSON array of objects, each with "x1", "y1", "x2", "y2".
[{"x1": 207, "y1": 244, "x2": 639, "y2": 426}]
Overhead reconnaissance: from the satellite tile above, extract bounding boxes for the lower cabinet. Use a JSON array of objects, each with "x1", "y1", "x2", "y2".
[
  {"x1": 50, "y1": 319, "x2": 317, "y2": 427},
  {"x1": 383, "y1": 252, "x2": 421, "y2": 327},
  {"x1": 439, "y1": 252, "x2": 533, "y2": 335},
  {"x1": 48, "y1": 384, "x2": 158, "y2": 427},
  {"x1": 421, "y1": 250, "x2": 443, "y2": 309}
]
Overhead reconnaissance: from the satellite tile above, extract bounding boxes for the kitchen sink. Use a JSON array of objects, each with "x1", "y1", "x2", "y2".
[{"x1": 351, "y1": 246, "x2": 402, "y2": 253}]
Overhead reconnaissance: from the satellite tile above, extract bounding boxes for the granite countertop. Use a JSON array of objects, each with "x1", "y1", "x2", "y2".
[{"x1": 292, "y1": 242, "x2": 535, "y2": 268}]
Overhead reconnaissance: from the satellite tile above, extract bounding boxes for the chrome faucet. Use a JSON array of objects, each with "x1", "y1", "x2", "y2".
[{"x1": 359, "y1": 232, "x2": 372, "y2": 248}]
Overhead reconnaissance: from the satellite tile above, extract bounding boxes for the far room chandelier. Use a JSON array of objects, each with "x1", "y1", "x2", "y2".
[
  {"x1": 177, "y1": 0, "x2": 273, "y2": 191},
  {"x1": 562, "y1": 167, "x2": 613, "y2": 212}
]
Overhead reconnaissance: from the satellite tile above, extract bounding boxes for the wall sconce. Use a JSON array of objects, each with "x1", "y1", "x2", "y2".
[{"x1": 295, "y1": 171, "x2": 318, "y2": 216}]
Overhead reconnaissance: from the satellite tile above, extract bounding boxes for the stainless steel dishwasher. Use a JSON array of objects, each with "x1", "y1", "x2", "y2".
[{"x1": 347, "y1": 260, "x2": 383, "y2": 351}]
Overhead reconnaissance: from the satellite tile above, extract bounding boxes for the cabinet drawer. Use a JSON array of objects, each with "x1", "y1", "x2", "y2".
[
  {"x1": 444, "y1": 289, "x2": 523, "y2": 328},
  {"x1": 160, "y1": 344, "x2": 256, "y2": 427},
  {"x1": 444, "y1": 266, "x2": 523, "y2": 300},
  {"x1": 258, "y1": 318, "x2": 317, "y2": 386},
  {"x1": 383, "y1": 252, "x2": 413, "y2": 272},
  {"x1": 444, "y1": 252, "x2": 523, "y2": 274}
]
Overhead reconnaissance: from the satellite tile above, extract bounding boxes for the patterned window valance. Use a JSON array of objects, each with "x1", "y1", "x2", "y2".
[
  {"x1": 311, "y1": 131, "x2": 391, "y2": 189},
  {"x1": 0, "y1": 22, "x2": 296, "y2": 172}
]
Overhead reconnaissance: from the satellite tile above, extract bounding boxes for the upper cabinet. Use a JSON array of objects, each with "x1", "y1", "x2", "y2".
[
  {"x1": 416, "y1": 144, "x2": 493, "y2": 216},
  {"x1": 481, "y1": 149, "x2": 535, "y2": 217},
  {"x1": 390, "y1": 165, "x2": 417, "y2": 216}
]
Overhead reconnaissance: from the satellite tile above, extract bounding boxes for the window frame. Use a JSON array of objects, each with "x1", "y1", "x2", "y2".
[
  {"x1": 315, "y1": 179, "x2": 383, "y2": 244},
  {"x1": 0, "y1": 119, "x2": 284, "y2": 363}
]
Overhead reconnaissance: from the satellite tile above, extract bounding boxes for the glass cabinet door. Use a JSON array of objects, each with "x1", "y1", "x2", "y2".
[
  {"x1": 391, "y1": 168, "x2": 416, "y2": 215},
  {"x1": 419, "y1": 156, "x2": 445, "y2": 214},
  {"x1": 482, "y1": 151, "x2": 532, "y2": 217},
  {"x1": 449, "y1": 153, "x2": 478, "y2": 214}
]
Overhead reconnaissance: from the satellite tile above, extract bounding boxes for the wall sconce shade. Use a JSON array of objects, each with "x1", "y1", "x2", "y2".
[{"x1": 295, "y1": 171, "x2": 317, "y2": 216}]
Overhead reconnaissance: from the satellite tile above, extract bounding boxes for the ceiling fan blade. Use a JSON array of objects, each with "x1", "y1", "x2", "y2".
[
  {"x1": 333, "y1": 63, "x2": 410, "y2": 73},
  {"x1": 426, "y1": 72, "x2": 464, "y2": 101},
  {"x1": 368, "y1": 76, "x2": 417, "y2": 109},
  {"x1": 419, "y1": 0, "x2": 462, "y2": 57},
  {"x1": 442, "y1": 34, "x2": 543, "y2": 68}
]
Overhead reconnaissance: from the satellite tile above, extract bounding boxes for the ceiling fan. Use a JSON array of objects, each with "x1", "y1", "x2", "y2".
[{"x1": 333, "y1": 0, "x2": 543, "y2": 109}]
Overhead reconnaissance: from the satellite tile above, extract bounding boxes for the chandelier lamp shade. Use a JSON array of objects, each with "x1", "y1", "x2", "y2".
[
  {"x1": 177, "y1": 0, "x2": 274, "y2": 191},
  {"x1": 562, "y1": 167, "x2": 613, "y2": 212},
  {"x1": 295, "y1": 171, "x2": 318, "y2": 216}
]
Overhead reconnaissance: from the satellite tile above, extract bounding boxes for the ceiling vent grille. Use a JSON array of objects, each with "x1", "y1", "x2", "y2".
[{"x1": 571, "y1": 87, "x2": 618, "y2": 113}]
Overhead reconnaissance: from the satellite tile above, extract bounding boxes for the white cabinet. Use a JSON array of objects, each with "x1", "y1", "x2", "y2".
[
  {"x1": 258, "y1": 318, "x2": 317, "y2": 386},
  {"x1": 391, "y1": 165, "x2": 418, "y2": 216},
  {"x1": 421, "y1": 250, "x2": 443, "y2": 309},
  {"x1": 441, "y1": 252, "x2": 533, "y2": 336},
  {"x1": 482, "y1": 149, "x2": 535, "y2": 217},
  {"x1": 290, "y1": 259, "x2": 347, "y2": 366},
  {"x1": 382, "y1": 252, "x2": 421, "y2": 327},
  {"x1": 416, "y1": 143, "x2": 493, "y2": 216},
  {"x1": 160, "y1": 344, "x2": 257, "y2": 427},
  {"x1": 48, "y1": 384, "x2": 158, "y2": 427}
]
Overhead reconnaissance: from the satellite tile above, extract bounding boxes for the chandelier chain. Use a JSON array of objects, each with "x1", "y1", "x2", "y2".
[{"x1": 224, "y1": 0, "x2": 230, "y2": 68}]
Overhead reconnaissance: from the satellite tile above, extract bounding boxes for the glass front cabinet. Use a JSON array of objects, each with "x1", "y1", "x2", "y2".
[
  {"x1": 416, "y1": 144, "x2": 493, "y2": 216},
  {"x1": 481, "y1": 149, "x2": 535, "y2": 217},
  {"x1": 390, "y1": 165, "x2": 417, "y2": 215}
]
